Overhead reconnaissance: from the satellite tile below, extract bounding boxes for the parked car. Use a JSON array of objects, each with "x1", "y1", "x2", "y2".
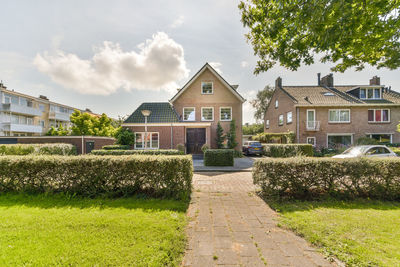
[
  {"x1": 332, "y1": 145, "x2": 397, "y2": 158},
  {"x1": 242, "y1": 141, "x2": 263, "y2": 156}
]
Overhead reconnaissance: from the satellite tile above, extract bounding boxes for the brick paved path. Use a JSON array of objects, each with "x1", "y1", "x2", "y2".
[{"x1": 182, "y1": 172, "x2": 336, "y2": 267}]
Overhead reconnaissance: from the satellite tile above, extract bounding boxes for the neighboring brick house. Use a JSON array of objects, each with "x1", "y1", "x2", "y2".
[
  {"x1": 264, "y1": 74, "x2": 400, "y2": 148},
  {"x1": 122, "y1": 63, "x2": 245, "y2": 153}
]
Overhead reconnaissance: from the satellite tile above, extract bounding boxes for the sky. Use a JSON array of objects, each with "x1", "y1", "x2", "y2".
[{"x1": 1, "y1": 0, "x2": 399, "y2": 124}]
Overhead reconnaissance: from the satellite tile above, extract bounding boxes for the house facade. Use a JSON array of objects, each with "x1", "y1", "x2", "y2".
[
  {"x1": 264, "y1": 74, "x2": 400, "y2": 148},
  {"x1": 123, "y1": 63, "x2": 245, "y2": 153}
]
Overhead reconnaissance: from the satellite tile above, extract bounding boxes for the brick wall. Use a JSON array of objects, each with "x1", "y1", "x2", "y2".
[
  {"x1": 127, "y1": 126, "x2": 185, "y2": 149},
  {"x1": 264, "y1": 88, "x2": 296, "y2": 134}
]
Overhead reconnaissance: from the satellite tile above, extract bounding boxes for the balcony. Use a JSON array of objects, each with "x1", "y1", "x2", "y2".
[
  {"x1": 306, "y1": 121, "x2": 320, "y2": 131},
  {"x1": 49, "y1": 111, "x2": 71, "y2": 121},
  {"x1": 0, "y1": 122, "x2": 43, "y2": 133},
  {"x1": 0, "y1": 103, "x2": 42, "y2": 117}
]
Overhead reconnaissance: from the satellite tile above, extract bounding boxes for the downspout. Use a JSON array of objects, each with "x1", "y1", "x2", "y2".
[
  {"x1": 296, "y1": 107, "x2": 299, "y2": 143},
  {"x1": 81, "y1": 135, "x2": 84, "y2": 154},
  {"x1": 170, "y1": 123, "x2": 173, "y2": 149}
]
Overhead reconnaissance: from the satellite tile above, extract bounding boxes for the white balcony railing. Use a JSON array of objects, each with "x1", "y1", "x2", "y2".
[
  {"x1": 49, "y1": 111, "x2": 71, "y2": 121},
  {"x1": 1, "y1": 103, "x2": 42, "y2": 117},
  {"x1": 0, "y1": 122, "x2": 43, "y2": 133},
  {"x1": 306, "y1": 121, "x2": 320, "y2": 131}
]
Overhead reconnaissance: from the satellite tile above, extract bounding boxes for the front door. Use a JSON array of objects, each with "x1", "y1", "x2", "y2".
[{"x1": 186, "y1": 128, "x2": 206, "y2": 154}]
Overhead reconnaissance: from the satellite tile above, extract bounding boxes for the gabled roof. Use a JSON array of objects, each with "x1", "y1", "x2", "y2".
[
  {"x1": 170, "y1": 63, "x2": 246, "y2": 103},
  {"x1": 124, "y1": 102, "x2": 180, "y2": 123}
]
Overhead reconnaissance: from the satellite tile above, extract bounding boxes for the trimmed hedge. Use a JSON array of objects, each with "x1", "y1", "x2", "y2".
[
  {"x1": 204, "y1": 149, "x2": 234, "y2": 166},
  {"x1": 392, "y1": 148, "x2": 400, "y2": 156},
  {"x1": 91, "y1": 149, "x2": 184, "y2": 155},
  {"x1": 262, "y1": 144, "x2": 313, "y2": 157},
  {"x1": 0, "y1": 155, "x2": 192, "y2": 199},
  {"x1": 253, "y1": 132, "x2": 295, "y2": 144},
  {"x1": 253, "y1": 157, "x2": 400, "y2": 200},
  {"x1": 102, "y1": 145, "x2": 130, "y2": 150},
  {"x1": 0, "y1": 144, "x2": 77, "y2": 156}
]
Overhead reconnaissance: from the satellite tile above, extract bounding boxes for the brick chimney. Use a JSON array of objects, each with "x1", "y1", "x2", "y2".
[
  {"x1": 320, "y1": 73, "x2": 334, "y2": 87},
  {"x1": 317, "y1": 73, "x2": 321, "y2": 85},
  {"x1": 275, "y1": 77, "x2": 282, "y2": 89},
  {"x1": 370, "y1": 76, "x2": 380, "y2": 85}
]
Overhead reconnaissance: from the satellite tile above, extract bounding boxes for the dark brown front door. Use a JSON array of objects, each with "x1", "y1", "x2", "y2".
[{"x1": 186, "y1": 128, "x2": 206, "y2": 154}]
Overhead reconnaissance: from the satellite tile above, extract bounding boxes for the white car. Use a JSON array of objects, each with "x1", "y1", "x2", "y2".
[{"x1": 332, "y1": 145, "x2": 398, "y2": 159}]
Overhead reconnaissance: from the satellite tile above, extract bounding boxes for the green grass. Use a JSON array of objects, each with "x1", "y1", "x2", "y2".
[
  {"x1": 0, "y1": 193, "x2": 188, "y2": 266},
  {"x1": 270, "y1": 199, "x2": 400, "y2": 267}
]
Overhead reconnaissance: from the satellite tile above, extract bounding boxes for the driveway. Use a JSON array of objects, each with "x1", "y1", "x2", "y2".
[{"x1": 193, "y1": 156, "x2": 255, "y2": 172}]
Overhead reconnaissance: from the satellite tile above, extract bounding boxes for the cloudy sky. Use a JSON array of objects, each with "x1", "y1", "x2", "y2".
[{"x1": 1, "y1": 0, "x2": 399, "y2": 123}]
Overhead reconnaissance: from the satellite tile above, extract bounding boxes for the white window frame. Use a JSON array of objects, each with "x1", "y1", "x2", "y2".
[
  {"x1": 275, "y1": 100, "x2": 279, "y2": 108},
  {"x1": 220, "y1": 107, "x2": 232, "y2": 121},
  {"x1": 306, "y1": 137, "x2": 316, "y2": 146},
  {"x1": 306, "y1": 109, "x2": 316, "y2": 129},
  {"x1": 201, "y1": 82, "x2": 213, "y2": 94},
  {"x1": 326, "y1": 133, "x2": 353, "y2": 147},
  {"x1": 368, "y1": 109, "x2": 390, "y2": 123},
  {"x1": 328, "y1": 109, "x2": 351, "y2": 123},
  {"x1": 278, "y1": 114, "x2": 284, "y2": 126},
  {"x1": 266, "y1": 119, "x2": 270, "y2": 129},
  {"x1": 366, "y1": 133, "x2": 393, "y2": 143},
  {"x1": 183, "y1": 107, "x2": 196, "y2": 121},
  {"x1": 134, "y1": 132, "x2": 159, "y2": 149},
  {"x1": 286, "y1": 111, "x2": 293, "y2": 124},
  {"x1": 360, "y1": 87, "x2": 382, "y2": 100},
  {"x1": 201, "y1": 107, "x2": 214, "y2": 121}
]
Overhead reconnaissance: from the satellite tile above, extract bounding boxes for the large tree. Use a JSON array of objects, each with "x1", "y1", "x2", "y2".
[
  {"x1": 239, "y1": 0, "x2": 400, "y2": 73},
  {"x1": 250, "y1": 85, "x2": 274, "y2": 121},
  {"x1": 70, "y1": 110, "x2": 116, "y2": 137}
]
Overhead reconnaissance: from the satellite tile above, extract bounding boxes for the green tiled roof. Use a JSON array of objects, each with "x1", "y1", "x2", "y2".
[{"x1": 124, "y1": 102, "x2": 180, "y2": 123}]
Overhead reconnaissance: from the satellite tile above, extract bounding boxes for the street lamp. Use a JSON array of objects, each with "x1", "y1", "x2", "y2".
[{"x1": 141, "y1": 110, "x2": 152, "y2": 149}]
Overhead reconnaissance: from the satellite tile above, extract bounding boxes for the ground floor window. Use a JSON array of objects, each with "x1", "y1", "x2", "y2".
[
  {"x1": 366, "y1": 134, "x2": 392, "y2": 143},
  {"x1": 135, "y1": 132, "x2": 159, "y2": 149},
  {"x1": 327, "y1": 134, "x2": 352, "y2": 148},
  {"x1": 306, "y1": 137, "x2": 316, "y2": 146}
]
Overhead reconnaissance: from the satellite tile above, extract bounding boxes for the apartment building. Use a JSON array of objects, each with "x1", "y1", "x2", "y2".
[
  {"x1": 0, "y1": 82, "x2": 96, "y2": 136},
  {"x1": 264, "y1": 74, "x2": 400, "y2": 148}
]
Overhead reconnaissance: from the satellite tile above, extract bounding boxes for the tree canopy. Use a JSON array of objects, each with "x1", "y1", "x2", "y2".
[
  {"x1": 250, "y1": 85, "x2": 274, "y2": 121},
  {"x1": 239, "y1": 0, "x2": 400, "y2": 73}
]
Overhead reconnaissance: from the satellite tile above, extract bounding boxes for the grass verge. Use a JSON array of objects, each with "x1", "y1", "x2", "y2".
[
  {"x1": 0, "y1": 193, "x2": 188, "y2": 266},
  {"x1": 269, "y1": 199, "x2": 400, "y2": 266}
]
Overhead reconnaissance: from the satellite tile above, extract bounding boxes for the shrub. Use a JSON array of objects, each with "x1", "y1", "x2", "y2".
[
  {"x1": 392, "y1": 147, "x2": 400, "y2": 156},
  {"x1": 91, "y1": 149, "x2": 184, "y2": 155},
  {"x1": 227, "y1": 120, "x2": 238, "y2": 149},
  {"x1": 102, "y1": 145, "x2": 130, "y2": 150},
  {"x1": 0, "y1": 155, "x2": 192, "y2": 199},
  {"x1": 176, "y1": 144, "x2": 185, "y2": 153},
  {"x1": 253, "y1": 132, "x2": 295, "y2": 144},
  {"x1": 204, "y1": 149, "x2": 234, "y2": 166},
  {"x1": 201, "y1": 144, "x2": 209, "y2": 153},
  {"x1": 262, "y1": 144, "x2": 313, "y2": 157},
  {"x1": 355, "y1": 137, "x2": 379, "y2": 145},
  {"x1": 233, "y1": 150, "x2": 243, "y2": 158},
  {"x1": 0, "y1": 144, "x2": 77, "y2": 156},
  {"x1": 115, "y1": 127, "x2": 135, "y2": 146},
  {"x1": 216, "y1": 122, "x2": 225, "y2": 149},
  {"x1": 253, "y1": 157, "x2": 400, "y2": 200}
]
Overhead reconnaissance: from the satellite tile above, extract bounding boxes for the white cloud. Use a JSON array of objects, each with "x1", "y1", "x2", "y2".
[
  {"x1": 33, "y1": 32, "x2": 189, "y2": 95},
  {"x1": 242, "y1": 90, "x2": 257, "y2": 123},
  {"x1": 209, "y1": 62, "x2": 222, "y2": 74},
  {"x1": 241, "y1": 60, "x2": 249, "y2": 68},
  {"x1": 170, "y1": 15, "x2": 185, "y2": 28}
]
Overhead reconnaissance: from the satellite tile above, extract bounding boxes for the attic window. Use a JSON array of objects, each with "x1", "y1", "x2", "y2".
[
  {"x1": 323, "y1": 92, "x2": 335, "y2": 96},
  {"x1": 201, "y1": 82, "x2": 213, "y2": 94}
]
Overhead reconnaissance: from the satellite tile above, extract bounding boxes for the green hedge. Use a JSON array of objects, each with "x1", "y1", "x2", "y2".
[
  {"x1": 253, "y1": 132, "x2": 295, "y2": 143},
  {"x1": 0, "y1": 144, "x2": 77, "y2": 156},
  {"x1": 91, "y1": 149, "x2": 184, "y2": 155},
  {"x1": 204, "y1": 149, "x2": 234, "y2": 166},
  {"x1": 0, "y1": 155, "x2": 192, "y2": 199},
  {"x1": 392, "y1": 148, "x2": 400, "y2": 156},
  {"x1": 102, "y1": 145, "x2": 130, "y2": 150},
  {"x1": 262, "y1": 144, "x2": 313, "y2": 157},
  {"x1": 253, "y1": 157, "x2": 400, "y2": 200}
]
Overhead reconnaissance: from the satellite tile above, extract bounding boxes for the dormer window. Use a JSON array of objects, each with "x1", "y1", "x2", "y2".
[
  {"x1": 201, "y1": 82, "x2": 213, "y2": 94},
  {"x1": 360, "y1": 88, "x2": 381, "y2": 99}
]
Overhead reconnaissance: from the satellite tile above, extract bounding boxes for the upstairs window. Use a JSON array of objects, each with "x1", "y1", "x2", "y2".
[
  {"x1": 360, "y1": 88, "x2": 381, "y2": 99},
  {"x1": 201, "y1": 107, "x2": 214, "y2": 121},
  {"x1": 183, "y1": 107, "x2": 195, "y2": 121},
  {"x1": 368, "y1": 109, "x2": 390, "y2": 122},
  {"x1": 329, "y1": 109, "x2": 350, "y2": 123},
  {"x1": 287, "y1": 112, "x2": 292, "y2": 124},
  {"x1": 220, "y1": 107, "x2": 232, "y2": 121},
  {"x1": 278, "y1": 114, "x2": 284, "y2": 125},
  {"x1": 266, "y1": 119, "x2": 270, "y2": 129},
  {"x1": 275, "y1": 100, "x2": 279, "y2": 108},
  {"x1": 201, "y1": 82, "x2": 213, "y2": 94}
]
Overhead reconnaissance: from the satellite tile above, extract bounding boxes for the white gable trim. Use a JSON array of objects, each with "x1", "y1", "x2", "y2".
[{"x1": 169, "y1": 63, "x2": 246, "y2": 103}]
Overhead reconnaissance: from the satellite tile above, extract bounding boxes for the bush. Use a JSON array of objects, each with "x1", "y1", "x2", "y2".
[
  {"x1": 233, "y1": 150, "x2": 243, "y2": 158},
  {"x1": 392, "y1": 147, "x2": 400, "y2": 156},
  {"x1": 176, "y1": 144, "x2": 185, "y2": 153},
  {"x1": 253, "y1": 157, "x2": 400, "y2": 200},
  {"x1": 115, "y1": 127, "x2": 135, "y2": 146},
  {"x1": 102, "y1": 145, "x2": 130, "y2": 150},
  {"x1": 0, "y1": 155, "x2": 192, "y2": 199},
  {"x1": 201, "y1": 144, "x2": 209, "y2": 153},
  {"x1": 0, "y1": 144, "x2": 77, "y2": 156},
  {"x1": 204, "y1": 149, "x2": 234, "y2": 166},
  {"x1": 91, "y1": 149, "x2": 184, "y2": 155},
  {"x1": 253, "y1": 132, "x2": 295, "y2": 144},
  {"x1": 262, "y1": 144, "x2": 313, "y2": 157},
  {"x1": 355, "y1": 137, "x2": 379, "y2": 145}
]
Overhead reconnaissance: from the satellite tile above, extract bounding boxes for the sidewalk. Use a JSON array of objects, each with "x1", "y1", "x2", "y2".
[
  {"x1": 193, "y1": 157, "x2": 255, "y2": 172},
  {"x1": 182, "y1": 172, "x2": 336, "y2": 267}
]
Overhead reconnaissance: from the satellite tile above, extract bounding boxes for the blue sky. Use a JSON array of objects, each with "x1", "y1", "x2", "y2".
[{"x1": 1, "y1": 0, "x2": 399, "y2": 123}]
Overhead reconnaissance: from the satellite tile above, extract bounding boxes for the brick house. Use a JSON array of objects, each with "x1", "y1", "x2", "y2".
[
  {"x1": 264, "y1": 74, "x2": 400, "y2": 148},
  {"x1": 122, "y1": 63, "x2": 245, "y2": 153}
]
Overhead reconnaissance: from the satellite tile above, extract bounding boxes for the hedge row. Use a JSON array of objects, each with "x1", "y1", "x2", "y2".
[
  {"x1": 253, "y1": 157, "x2": 400, "y2": 200},
  {"x1": 0, "y1": 144, "x2": 77, "y2": 156},
  {"x1": 102, "y1": 145, "x2": 130, "y2": 150},
  {"x1": 204, "y1": 149, "x2": 234, "y2": 166},
  {"x1": 91, "y1": 149, "x2": 184, "y2": 155},
  {"x1": 0, "y1": 155, "x2": 193, "y2": 199},
  {"x1": 262, "y1": 144, "x2": 313, "y2": 157},
  {"x1": 252, "y1": 132, "x2": 295, "y2": 144}
]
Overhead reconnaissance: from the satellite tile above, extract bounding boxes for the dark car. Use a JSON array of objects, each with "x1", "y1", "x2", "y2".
[{"x1": 242, "y1": 141, "x2": 263, "y2": 156}]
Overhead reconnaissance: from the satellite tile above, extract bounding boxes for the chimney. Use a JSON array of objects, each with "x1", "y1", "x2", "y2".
[
  {"x1": 317, "y1": 73, "x2": 321, "y2": 85},
  {"x1": 39, "y1": 95, "x2": 49, "y2": 100},
  {"x1": 275, "y1": 77, "x2": 282, "y2": 89},
  {"x1": 320, "y1": 73, "x2": 334, "y2": 87},
  {"x1": 370, "y1": 76, "x2": 380, "y2": 85}
]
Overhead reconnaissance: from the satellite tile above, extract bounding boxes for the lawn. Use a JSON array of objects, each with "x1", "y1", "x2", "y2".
[
  {"x1": 270, "y1": 199, "x2": 400, "y2": 267},
  {"x1": 0, "y1": 193, "x2": 188, "y2": 266}
]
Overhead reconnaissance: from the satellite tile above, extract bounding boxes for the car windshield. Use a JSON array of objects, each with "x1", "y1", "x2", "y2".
[
  {"x1": 342, "y1": 147, "x2": 365, "y2": 156},
  {"x1": 249, "y1": 142, "x2": 261, "y2": 146}
]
